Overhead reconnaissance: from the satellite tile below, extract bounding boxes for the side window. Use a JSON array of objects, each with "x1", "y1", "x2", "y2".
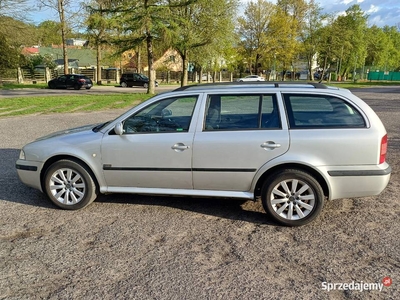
[
  {"x1": 123, "y1": 96, "x2": 198, "y2": 134},
  {"x1": 283, "y1": 94, "x2": 365, "y2": 128},
  {"x1": 204, "y1": 94, "x2": 280, "y2": 130}
]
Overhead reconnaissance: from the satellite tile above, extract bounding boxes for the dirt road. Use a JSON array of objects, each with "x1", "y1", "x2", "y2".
[{"x1": 1, "y1": 87, "x2": 399, "y2": 299}]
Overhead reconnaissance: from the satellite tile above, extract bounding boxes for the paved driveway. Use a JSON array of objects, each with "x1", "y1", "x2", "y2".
[{"x1": 0, "y1": 84, "x2": 178, "y2": 98}]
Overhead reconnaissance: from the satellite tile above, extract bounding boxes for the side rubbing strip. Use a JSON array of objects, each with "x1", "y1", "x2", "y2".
[
  {"x1": 16, "y1": 164, "x2": 38, "y2": 171},
  {"x1": 103, "y1": 165, "x2": 257, "y2": 173},
  {"x1": 103, "y1": 166, "x2": 191, "y2": 171},
  {"x1": 192, "y1": 168, "x2": 257, "y2": 172},
  {"x1": 328, "y1": 167, "x2": 391, "y2": 177}
]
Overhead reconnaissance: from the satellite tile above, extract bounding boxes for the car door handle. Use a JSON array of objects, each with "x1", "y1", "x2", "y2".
[
  {"x1": 261, "y1": 141, "x2": 281, "y2": 150},
  {"x1": 171, "y1": 143, "x2": 190, "y2": 152}
]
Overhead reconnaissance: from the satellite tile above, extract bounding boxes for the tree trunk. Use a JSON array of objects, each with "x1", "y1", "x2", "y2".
[
  {"x1": 181, "y1": 49, "x2": 188, "y2": 87},
  {"x1": 96, "y1": 42, "x2": 102, "y2": 85},
  {"x1": 146, "y1": 34, "x2": 155, "y2": 94},
  {"x1": 58, "y1": 0, "x2": 68, "y2": 74},
  {"x1": 137, "y1": 47, "x2": 141, "y2": 73}
]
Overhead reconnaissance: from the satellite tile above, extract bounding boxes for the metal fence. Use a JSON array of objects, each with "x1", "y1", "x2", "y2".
[
  {"x1": 1, "y1": 68, "x2": 235, "y2": 84},
  {"x1": 367, "y1": 71, "x2": 400, "y2": 81}
]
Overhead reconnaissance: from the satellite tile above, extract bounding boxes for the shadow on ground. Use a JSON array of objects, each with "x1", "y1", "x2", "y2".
[{"x1": 1, "y1": 148, "x2": 276, "y2": 225}]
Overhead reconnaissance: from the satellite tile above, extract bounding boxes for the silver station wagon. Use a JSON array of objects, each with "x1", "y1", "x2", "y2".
[{"x1": 16, "y1": 82, "x2": 391, "y2": 226}]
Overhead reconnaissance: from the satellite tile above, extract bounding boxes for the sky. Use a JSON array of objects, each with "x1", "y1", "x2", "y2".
[
  {"x1": 25, "y1": 0, "x2": 400, "y2": 29},
  {"x1": 242, "y1": 0, "x2": 400, "y2": 28},
  {"x1": 314, "y1": 0, "x2": 400, "y2": 28}
]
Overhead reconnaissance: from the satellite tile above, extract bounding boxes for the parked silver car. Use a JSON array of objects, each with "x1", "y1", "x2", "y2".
[
  {"x1": 236, "y1": 75, "x2": 265, "y2": 82},
  {"x1": 16, "y1": 82, "x2": 391, "y2": 226}
]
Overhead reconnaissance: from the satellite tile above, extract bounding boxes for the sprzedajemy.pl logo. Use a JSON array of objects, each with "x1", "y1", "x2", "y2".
[{"x1": 322, "y1": 277, "x2": 392, "y2": 292}]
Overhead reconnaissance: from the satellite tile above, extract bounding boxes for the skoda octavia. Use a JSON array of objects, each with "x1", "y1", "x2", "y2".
[{"x1": 16, "y1": 82, "x2": 391, "y2": 226}]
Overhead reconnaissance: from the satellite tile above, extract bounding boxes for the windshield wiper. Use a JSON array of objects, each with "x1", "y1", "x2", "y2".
[{"x1": 92, "y1": 121, "x2": 110, "y2": 132}]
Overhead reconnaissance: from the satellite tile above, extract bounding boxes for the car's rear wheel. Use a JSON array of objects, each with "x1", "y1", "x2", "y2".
[
  {"x1": 121, "y1": 82, "x2": 128, "y2": 88},
  {"x1": 261, "y1": 169, "x2": 324, "y2": 226},
  {"x1": 73, "y1": 84, "x2": 81, "y2": 90},
  {"x1": 44, "y1": 159, "x2": 97, "y2": 210}
]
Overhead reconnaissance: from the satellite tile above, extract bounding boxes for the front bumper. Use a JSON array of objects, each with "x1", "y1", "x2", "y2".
[{"x1": 16, "y1": 160, "x2": 43, "y2": 192}]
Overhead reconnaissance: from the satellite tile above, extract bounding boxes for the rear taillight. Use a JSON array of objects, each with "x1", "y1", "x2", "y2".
[
  {"x1": 79, "y1": 79, "x2": 86, "y2": 83},
  {"x1": 379, "y1": 134, "x2": 388, "y2": 164}
]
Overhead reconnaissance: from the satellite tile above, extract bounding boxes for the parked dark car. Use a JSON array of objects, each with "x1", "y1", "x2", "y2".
[
  {"x1": 120, "y1": 73, "x2": 158, "y2": 88},
  {"x1": 48, "y1": 74, "x2": 93, "y2": 90}
]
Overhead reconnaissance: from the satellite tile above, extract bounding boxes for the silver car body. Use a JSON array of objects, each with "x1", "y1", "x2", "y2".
[
  {"x1": 237, "y1": 75, "x2": 265, "y2": 82},
  {"x1": 16, "y1": 83, "x2": 391, "y2": 209}
]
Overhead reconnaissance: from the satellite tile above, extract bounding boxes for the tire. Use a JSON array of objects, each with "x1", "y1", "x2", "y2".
[
  {"x1": 143, "y1": 82, "x2": 148, "y2": 89},
  {"x1": 48, "y1": 82, "x2": 56, "y2": 89},
  {"x1": 85, "y1": 87, "x2": 91, "y2": 90},
  {"x1": 121, "y1": 82, "x2": 128, "y2": 88},
  {"x1": 73, "y1": 84, "x2": 81, "y2": 90},
  {"x1": 261, "y1": 169, "x2": 324, "y2": 226},
  {"x1": 44, "y1": 159, "x2": 98, "y2": 210}
]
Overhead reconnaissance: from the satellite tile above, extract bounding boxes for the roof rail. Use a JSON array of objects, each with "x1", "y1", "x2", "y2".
[{"x1": 173, "y1": 81, "x2": 328, "y2": 92}]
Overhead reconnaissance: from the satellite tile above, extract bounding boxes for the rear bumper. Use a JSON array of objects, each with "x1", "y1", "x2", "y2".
[{"x1": 325, "y1": 165, "x2": 391, "y2": 200}]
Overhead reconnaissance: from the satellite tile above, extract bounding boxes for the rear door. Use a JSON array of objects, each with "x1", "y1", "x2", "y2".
[{"x1": 192, "y1": 93, "x2": 290, "y2": 191}]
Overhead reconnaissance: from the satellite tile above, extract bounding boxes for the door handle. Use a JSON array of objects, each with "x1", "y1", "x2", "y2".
[
  {"x1": 171, "y1": 143, "x2": 190, "y2": 152},
  {"x1": 261, "y1": 141, "x2": 281, "y2": 150}
]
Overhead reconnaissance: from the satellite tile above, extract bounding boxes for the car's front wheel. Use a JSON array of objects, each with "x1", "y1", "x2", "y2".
[
  {"x1": 143, "y1": 82, "x2": 148, "y2": 89},
  {"x1": 44, "y1": 159, "x2": 98, "y2": 210},
  {"x1": 261, "y1": 169, "x2": 324, "y2": 226}
]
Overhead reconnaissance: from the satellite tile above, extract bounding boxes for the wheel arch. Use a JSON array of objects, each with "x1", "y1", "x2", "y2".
[
  {"x1": 254, "y1": 163, "x2": 329, "y2": 199},
  {"x1": 40, "y1": 155, "x2": 100, "y2": 193}
]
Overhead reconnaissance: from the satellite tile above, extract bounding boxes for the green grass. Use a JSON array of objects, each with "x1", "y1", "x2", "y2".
[
  {"x1": 0, "y1": 94, "x2": 152, "y2": 117},
  {"x1": 0, "y1": 83, "x2": 48, "y2": 90},
  {"x1": 327, "y1": 81, "x2": 400, "y2": 89}
]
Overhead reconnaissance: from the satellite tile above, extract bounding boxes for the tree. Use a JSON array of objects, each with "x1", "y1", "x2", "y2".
[
  {"x1": 274, "y1": 0, "x2": 308, "y2": 80},
  {"x1": 0, "y1": 33, "x2": 21, "y2": 70},
  {"x1": 171, "y1": 0, "x2": 238, "y2": 86},
  {"x1": 237, "y1": 0, "x2": 275, "y2": 76},
  {"x1": 299, "y1": 0, "x2": 325, "y2": 80},
  {"x1": 327, "y1": 5, "x2": 368, "y2": 80},
  {"x1": 0, "y1": 0, "x2": 29, "y2": 23},
  {"x1": 381, "y1": 26, "x2": 400, "y2": 71},
  {"x1": 98, "y1": 0, "x2": 196, "y2": 94},
  {"x1": 86, "y1": 0, "x2": 115, "y2": 84},
  {"x1": 37, "y1": 20, "x2": 62, "y2": 46},
  {"x1": 39, "y1": 0, "x2": 77, "y2": 74}
]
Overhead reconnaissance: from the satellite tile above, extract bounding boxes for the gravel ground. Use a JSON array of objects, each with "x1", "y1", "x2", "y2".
[{"x1": 0, "y1": 87, "x2": 399, "y2": 299}]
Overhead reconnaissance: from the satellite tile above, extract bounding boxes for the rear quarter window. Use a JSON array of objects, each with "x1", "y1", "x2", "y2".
[{"x1": 283, "y1": 94, "x2": 366, "y2": 128}]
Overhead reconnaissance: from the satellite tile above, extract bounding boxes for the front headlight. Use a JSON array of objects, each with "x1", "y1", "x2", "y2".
[{"x1": 19, "y1": 149, "x2": 26, "y2": 160}]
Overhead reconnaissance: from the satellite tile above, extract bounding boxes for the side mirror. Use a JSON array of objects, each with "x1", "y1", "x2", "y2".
[{"x1": 114, "y1": 122, "x2": 123, "y2": 135}]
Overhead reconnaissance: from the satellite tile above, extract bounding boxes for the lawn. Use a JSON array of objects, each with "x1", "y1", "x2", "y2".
[
  {"x1": 328, "y1": 81, "x2": 400, "y2": 88},
  {"x1": 0, "y1": 94, "x2": 152, "y2": 118},
  {"x1": 1, "y1": 80, "x2": 399, "y2": 118}
]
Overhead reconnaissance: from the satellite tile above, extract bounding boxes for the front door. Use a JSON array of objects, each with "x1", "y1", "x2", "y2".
[{"x1": 101, "y1": 95, "x2": 199, "y2": 189}]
